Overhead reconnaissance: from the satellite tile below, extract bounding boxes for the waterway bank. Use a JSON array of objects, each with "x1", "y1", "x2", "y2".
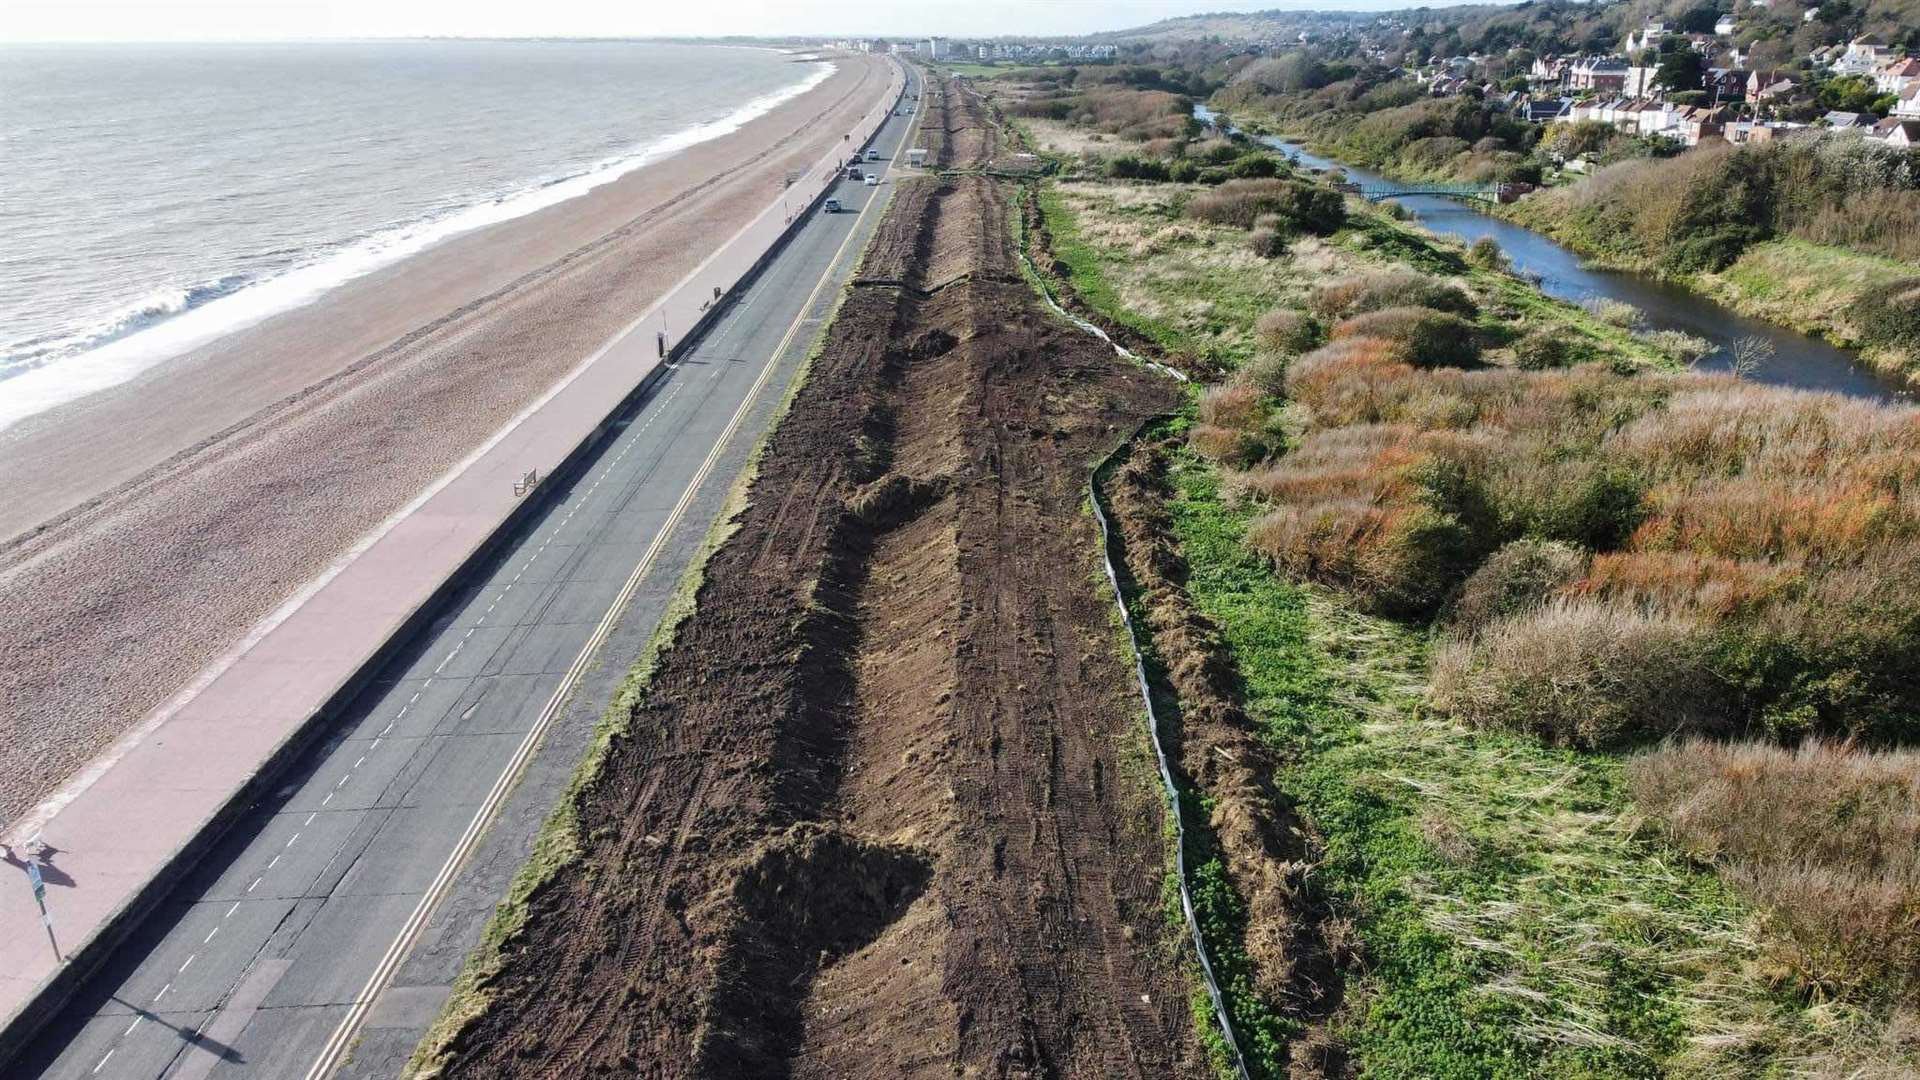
[{"x1": 1196, "y1": 106, "x2": 1908, "y2": 405}]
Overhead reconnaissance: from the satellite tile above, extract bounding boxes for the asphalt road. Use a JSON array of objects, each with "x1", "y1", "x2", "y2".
[{"x1": 16, "y1": 66, "x2": 920, "y2": 1080}]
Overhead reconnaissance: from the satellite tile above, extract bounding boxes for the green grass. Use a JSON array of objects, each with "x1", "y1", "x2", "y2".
[
  {"x1": 1036, "y1": 184, "x2": 1192, "y2": 356},
  {"x1": 1041, "y1": 177, "x2": 1666, "y2": 374}
]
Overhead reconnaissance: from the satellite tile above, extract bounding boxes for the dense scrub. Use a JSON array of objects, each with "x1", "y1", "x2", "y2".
[
  {"x1": 1519, "y1": 134, "x2": 1920, "y2": 275},
  {"x1": 1030, "y1": 132, "x2": 1920, "y2": 1072},
  {"x1": 1242, "y1": 339, "x2": 1920, "y2": 748}
]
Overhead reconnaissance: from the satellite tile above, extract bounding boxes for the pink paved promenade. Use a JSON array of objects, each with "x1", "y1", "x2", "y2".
[{"x1": 0, "y1": 56, "x2": 903, "y2": 1052}]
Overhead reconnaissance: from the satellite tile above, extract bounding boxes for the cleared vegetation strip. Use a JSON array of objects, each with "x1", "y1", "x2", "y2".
[{"x1": 1089, "y1": 434, "x2": 1250, "y2": 1080}]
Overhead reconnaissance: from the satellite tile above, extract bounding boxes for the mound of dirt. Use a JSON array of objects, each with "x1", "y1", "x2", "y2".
[
  {"x1": 434, "y1": 74, "x2": 1204, "y2": 1079},
  {"x1": 1102, "y1": 439, "x2": 1352, "y2": 1078}
]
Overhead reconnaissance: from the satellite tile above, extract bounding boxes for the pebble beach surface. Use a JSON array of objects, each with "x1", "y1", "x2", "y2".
[{"x1": 0, "y1": 52, "x2": 886, "y2": 823}]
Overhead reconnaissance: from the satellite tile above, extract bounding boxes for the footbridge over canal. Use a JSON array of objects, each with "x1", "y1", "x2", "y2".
[{"x1": 1334, "y1": 180, "x2": 1530, "y2": 205}]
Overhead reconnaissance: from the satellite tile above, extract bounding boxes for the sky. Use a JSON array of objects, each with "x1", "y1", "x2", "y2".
[{"x1": 0, "y1": 0, "x2": 1470, "y2": 43}]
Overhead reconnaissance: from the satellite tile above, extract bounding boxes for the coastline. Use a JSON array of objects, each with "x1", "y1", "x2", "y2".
[
  {"x1": 0, "y1": 50, "x2": 888, "y2": 824},
  {"x1": 0, "y1": 49, "x2": 836, "y2": 436}
]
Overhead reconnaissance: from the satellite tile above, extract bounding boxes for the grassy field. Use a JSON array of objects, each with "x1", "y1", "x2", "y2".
[
  {"x1": 1042, "y1": 178, "x2": 1666, "y2": 373},
  {"x1": 1695, "y1": 238, "x2": 1919, "y2": 380}
]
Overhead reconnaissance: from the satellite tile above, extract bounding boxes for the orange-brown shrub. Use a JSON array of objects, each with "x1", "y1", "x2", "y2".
[
  {"x1": 1630, "y1": 738, "x2": 1920, "y2": 1004},
  {"x1": 1572, "y1": 550, "x2": 1798, "y2": 618},
  {"x1": 1198, "y1": 379, "x2": 1267, "y2": 430},
  {"x1": 1430, "y1": 599, "x2": 1727, "y2": 748}
]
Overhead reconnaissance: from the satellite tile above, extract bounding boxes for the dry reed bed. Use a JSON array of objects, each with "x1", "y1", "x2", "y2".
[{"x1": 1192, "y1": 277, "x2": 1920, "y2": 1013}]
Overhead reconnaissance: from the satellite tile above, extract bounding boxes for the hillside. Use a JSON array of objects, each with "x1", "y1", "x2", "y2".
[{"x1": 1104, "y1": 0, "x2": 1920, "y2": 54}]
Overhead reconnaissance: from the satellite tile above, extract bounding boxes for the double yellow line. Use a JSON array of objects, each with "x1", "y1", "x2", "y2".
[{"x1": 301, "y1": 70, "x2": 921, "y2": 1080}]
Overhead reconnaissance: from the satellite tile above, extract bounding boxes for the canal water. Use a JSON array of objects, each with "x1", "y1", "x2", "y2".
[{"x1": 1194, "y1": 107, "x2": 1906, "y2": 403}]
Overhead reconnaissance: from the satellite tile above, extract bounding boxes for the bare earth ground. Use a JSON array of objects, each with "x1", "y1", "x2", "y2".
[
  {"x1": 0, "y1": 55, "x2": 887, "y2": 823},
  {"x1": 432, "y1": 76, "x2": 1207, "y2": 1078}
]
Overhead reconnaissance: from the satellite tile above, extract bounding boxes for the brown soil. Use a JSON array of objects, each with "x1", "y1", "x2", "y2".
[
  {"x1": 436, "y1": 75, "x2": 1207, "y2": 1079},
  {"x1": 0, "y1": 56, "x2": 889, "y2": 824},
  {"x1": 1100, "y1": 438, "x2": 1351, "y2": 1079}
]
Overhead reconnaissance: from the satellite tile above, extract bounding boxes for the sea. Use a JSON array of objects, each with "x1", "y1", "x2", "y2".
[{"x1": 0, "y1": 40, "x2": 832, "y2": 430}]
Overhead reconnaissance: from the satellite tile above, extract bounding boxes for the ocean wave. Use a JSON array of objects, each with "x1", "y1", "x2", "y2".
[
  {"x1": 0, "y1": 280, "x2": 239, "y2": 380},
  {"x1": 0, "y1": 57, "x2": 837, "y2": 435}
]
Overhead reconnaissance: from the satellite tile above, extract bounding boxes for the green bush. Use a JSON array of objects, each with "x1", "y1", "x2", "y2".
[
  {"x1": 1431, "y1": 600, "x2": 1729, "y2": 748},
  {"x1": 1311, "y1": 270, "x2": 1479, "y2": 319},
  {"x1": 1847, "y1": 278, "x2": 1920, "y2": 349},
  {"x1": 1241, "y1": 350, "x2": 1292, "y2": 396},
  {"x1": 1502, "y1": 460, "x2": 1647, "y2": 550},
  {"x1": 1186, "y1": 177, "x2": 1347, "y2": 234},
  {"x1": 1168, "y1": 158, "x2": 1202, "y2": 183},
  {"x1": 1229, "y1": 152, "x2": 1285, "y2": 178},
  {"x1": 1248, "y1": 225, "x2": 1288, "y2": 258},
  {"x1": 1253, "y1": 308, "x2": 1321, "y2": 354},
  {"x1": 1465, "y1": 236, "x2": 1507, "y2": 271},
  {"x1": 1106, "y1": 155, "x2": 1170, "y2": 181},
  {"x1": 1511, "y1": 328, "x2": 1571, "y2": 370},
  {"x1": 1661, "y1": 223, "x2": 1767, "y2": 272}
]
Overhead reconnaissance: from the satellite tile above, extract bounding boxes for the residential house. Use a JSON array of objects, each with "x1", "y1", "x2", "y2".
[
  {"x1": 1877, "y1": 57, "x2": 1920, "y2": 96},
  {"x1": 1872, "y1": 118, "x2": 1920, "y2": 146},
  {"x1": 1715, "y1": 14, "x2": 1737, "y2": 35},
  {"x1": 1896, "y1": 85, "x2": 1920, "y2": 119},
  {"x1": 1824, "y1": 110, "x2": 1872, "y2": 129},
  {"x1": 1570, "y1": 56, "x2": 1629, "y2": 91},
  {"x1": 1749, "y1": 70, "x2": 1797, "y2": 99},
  {"x1": 1669, "y1": 105, "x2": 1727, "y2": 144},
  {"x1": 1625, "y1": 21, "x2": 1668, "y2": 54},
  {"x1": 1624, "y1": 64, "x2": 1660, "y2": 97},
  {"x1": 1835, "y1": 35, "x2": 1894, "y2": 75},
  {"x1": 1530, "y1": 55, "x2": 1570, "y2": 84},
  {"x1": 1724, "y1": 119, "x2": 1807, "y2": 142},
  {"x1": 1707, "y1": 67, "x2": 1749, "y2": 101},
  {"x1": 1525, "y1": 97, "x2": 1572, "y2": 122}
]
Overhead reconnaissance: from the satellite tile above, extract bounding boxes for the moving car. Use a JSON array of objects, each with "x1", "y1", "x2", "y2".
[
  {"x1": 823, "y1": 198, "x2": 842, "y2": 213},
  {"x1": 865, "y1": 174, "x2": 880, "y2": 186}
]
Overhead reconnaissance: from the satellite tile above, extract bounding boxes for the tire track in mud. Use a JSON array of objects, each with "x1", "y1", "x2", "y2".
[{"x1": 434, "y1": 73, "x2": 1205, "y2": 1079}]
